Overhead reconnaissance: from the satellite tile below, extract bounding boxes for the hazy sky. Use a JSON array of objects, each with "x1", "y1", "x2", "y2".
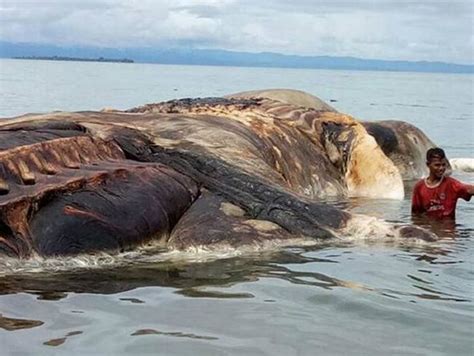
[{"x1": 1, "y1": 0, "x2": 473, "y2": 64}]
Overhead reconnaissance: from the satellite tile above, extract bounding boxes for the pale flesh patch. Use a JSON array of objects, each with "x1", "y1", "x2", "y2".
[
  {"x1": 220, "y1": 202, "x2": 246, "y2": 217},
  {"x1": 243, "y1": 219, "x2": 281, "y2": 232},
  {"x1": 346, "y1": 127, "x2": 404, "y2": 199}
]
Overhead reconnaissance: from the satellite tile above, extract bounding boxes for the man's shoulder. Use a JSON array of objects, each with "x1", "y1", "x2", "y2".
[
  {"x1": 444, "y1": 176, "x2": 462, "y2": 186},
  {"x1": 444, "y1": 175, "x2": 472, "y2": 200},
  {"x1": 413, "y1": 179, "x2": 425, "y2": 190}
]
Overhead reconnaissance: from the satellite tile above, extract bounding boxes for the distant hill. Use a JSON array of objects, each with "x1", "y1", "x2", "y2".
[
  {"x1": 1, "y1": 41, "x2": 472, "y2": 74},
  {"x1": 14, "y1": 55, "x2": 133, "y2": 63}
]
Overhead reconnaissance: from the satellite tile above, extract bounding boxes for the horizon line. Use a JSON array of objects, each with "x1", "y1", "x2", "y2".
[{"x1": 1, "y1": 40, "x2": 473, "y2": 67}]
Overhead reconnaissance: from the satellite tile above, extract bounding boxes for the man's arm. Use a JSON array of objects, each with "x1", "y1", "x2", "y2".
[
  {"x1": 466, "y1": 184, "x2": 474, "y2": 197},
  {"x1": 453, "y1": 179, "x2": 474, "y2": 201},
  {"x1": 466, "y1": 184, "x2": 474, "y2": 196}
]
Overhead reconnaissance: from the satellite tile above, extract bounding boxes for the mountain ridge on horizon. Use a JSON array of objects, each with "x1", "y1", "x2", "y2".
[{"x1": 1, "y1": 41, "x2": 472, "y2": 74}]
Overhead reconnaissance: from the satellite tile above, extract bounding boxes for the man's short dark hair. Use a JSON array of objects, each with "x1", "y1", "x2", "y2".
[{"x1": 426, "y1": 147, "x2": 446, "y2": 162}]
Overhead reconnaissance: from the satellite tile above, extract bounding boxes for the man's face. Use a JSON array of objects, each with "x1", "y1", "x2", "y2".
[{"x1": 427, "y1": 157, "x2": 447, "y2": 179}]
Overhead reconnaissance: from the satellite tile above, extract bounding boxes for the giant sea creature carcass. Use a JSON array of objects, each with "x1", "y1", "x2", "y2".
[{"x1": 0, "y1": 89, "x2": 436, "y2": 258}]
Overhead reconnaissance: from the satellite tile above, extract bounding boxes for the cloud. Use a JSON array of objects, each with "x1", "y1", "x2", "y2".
[{"x1": 0, "y1": 0, "x2": 472, "y2": 63}]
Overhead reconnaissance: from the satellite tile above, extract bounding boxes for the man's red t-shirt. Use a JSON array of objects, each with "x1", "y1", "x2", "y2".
[{"x1": 411, "y1": 176, "x2": 472, "y2": 218}]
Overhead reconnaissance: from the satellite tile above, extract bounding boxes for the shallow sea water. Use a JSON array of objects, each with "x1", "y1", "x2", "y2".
[{"x1": 0, "y1": 59, "x2": 473, "y2": 355}]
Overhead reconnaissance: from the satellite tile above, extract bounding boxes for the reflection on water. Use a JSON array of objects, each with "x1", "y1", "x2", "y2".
[
  {"x1": 411, "y1": 215, "x2": 458, "y2": 239},
  {"x1": 131, "y1": 329, "x2": 218, "y2": 340},
  {"x1": 0, "y1": 224, "x2": 471, "y2": 354},
  {"x1": 120, "y1": 297, "x2": 145, "y2": 304},
  {"x1": 43, "y1": 331, "x2": 83, "y2": 347},
  {"x1": 0, "y1": 313, "x2": 44, "y2": 331},
  {"x1": 0, "y1": 250, "x2": 338, "y2": 299},
  {"x1": 0, "y1": 240, "x2": 468, "y2": 304}
]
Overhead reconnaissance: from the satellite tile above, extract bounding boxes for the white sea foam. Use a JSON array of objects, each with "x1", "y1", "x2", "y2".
[
  {"x1": 0, "y1": 238, "x2": 321, "y2": 276},
  {"x1": 338, "y1": 215, "x2": 395, "y2": 240},
  {"x1": 0, "y1": 252, "x2": 127, "y2": 276},
  {"x1": 338, "y1": 214, "x2": 436, "y2": 242},
  {"x1": 450, "y1": 158, "x2": 474, "y2": 173},
  {"x1": 160, "y1": 238, "x2": 319, "y2": 262}
]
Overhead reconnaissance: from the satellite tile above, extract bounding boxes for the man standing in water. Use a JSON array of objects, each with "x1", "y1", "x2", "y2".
[{"x1": 412, "y1": 148, "x2": 474, "y2": 218}]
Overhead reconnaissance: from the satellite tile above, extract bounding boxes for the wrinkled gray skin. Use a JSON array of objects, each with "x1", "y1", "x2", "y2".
[{"x1": 361, "y1": 120, "x2": 438, "y2": 180}]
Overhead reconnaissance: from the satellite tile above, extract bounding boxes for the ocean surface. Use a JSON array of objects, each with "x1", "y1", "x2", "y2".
[{"x1": 0, "y1": 59, "x2": 473, "y2": 355}]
